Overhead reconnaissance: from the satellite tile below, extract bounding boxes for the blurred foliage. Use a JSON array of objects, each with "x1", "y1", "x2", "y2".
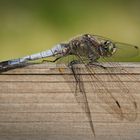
[{"x1": 0, "y1": 0, "x2": 140, "y2": 61}]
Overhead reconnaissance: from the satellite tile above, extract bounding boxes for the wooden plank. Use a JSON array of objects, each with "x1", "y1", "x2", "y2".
[
  {"x1": 0, "y1": 93, "x2": 139, "y2": 103},
  {"x1": 1, "y1": 62, "x2": 140, "y2": 74},
  {"x1": 0, "y1": 62, "x2": 140, "y2": 140},
  {"x1": 0, "y1": 112, "x2": 139, "y2": 123},
  {"x1": 0, "y1": 74, "x2": 140, "y2": 82},
  {"x1": 0, "y1": 82, "x2": 139, "y2": 93}
]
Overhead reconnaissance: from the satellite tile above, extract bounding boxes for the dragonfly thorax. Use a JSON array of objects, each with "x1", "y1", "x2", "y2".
[{"x1": 68, "y1": 34, "x2": 101, "y2": 62}]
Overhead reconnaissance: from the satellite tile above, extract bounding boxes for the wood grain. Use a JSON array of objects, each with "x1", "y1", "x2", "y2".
[{"x1": 0, "y1": 62, "x2": 140, "y2": 140}]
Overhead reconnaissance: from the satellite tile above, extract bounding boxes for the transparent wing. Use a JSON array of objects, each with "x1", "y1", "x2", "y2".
[
  {"x1": 99, "y1": 52, "x2": 138, "y2": 121},
  {"x1": 76, "y1": 49, "x2": 137, "y2": 121},
  {"x1": 76, "y1": 55, "x2": 124, "y2": 119},
  {"x1": 56, "y1": 55, "x2": 95, "y2": 136},
  {"x1": 56, "y1": 55, "x2": 137, "y2": 138},
  {"x1": 56, "y1": 53, "x2": 137, "y2": 124}
]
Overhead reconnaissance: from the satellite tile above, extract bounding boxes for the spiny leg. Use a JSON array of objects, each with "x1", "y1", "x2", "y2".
[
  {"x1": 88, "y1": 62, "x2": 106, "y2": 69},
  {"x1": 42, "y1": 57, "x2": 62, "y2": 63}
]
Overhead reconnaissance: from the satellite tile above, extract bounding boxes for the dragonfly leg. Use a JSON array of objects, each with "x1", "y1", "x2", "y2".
[
  {"x1": 42, "y1": 57, "x2": 61, "y2": 63},
  {"x1": 68, "y1": 60, "x2": 80, "y2": 67},
  {"x1": 89, "y1": 62, "x2": 106, "y2": 69}
]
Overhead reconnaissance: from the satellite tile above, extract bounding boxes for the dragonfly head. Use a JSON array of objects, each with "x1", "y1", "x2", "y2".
[{"x1": 100, "y1": 40, "x2": 116, "y2": 57}]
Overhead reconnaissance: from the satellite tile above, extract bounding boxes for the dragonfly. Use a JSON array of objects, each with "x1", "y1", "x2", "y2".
[{"x1": 0, "y1": 34, "x2": 139, "y2": 136}]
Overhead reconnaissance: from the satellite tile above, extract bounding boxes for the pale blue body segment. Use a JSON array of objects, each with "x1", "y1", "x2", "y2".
[{"x1": 0, "y1": 44, "x2": 63, "y2": 70}]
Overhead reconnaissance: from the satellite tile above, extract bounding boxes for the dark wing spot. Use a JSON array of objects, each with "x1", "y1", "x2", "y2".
[
  {"x1": 116, "y1": 100, "x2": 121, "y2": 108},
  {"x1": 134, "y1": 46, "x2": 139, "y2": 49}
]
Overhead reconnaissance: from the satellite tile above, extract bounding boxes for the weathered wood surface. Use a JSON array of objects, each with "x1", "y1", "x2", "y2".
[{"x1": 0, "y1": 62, "x2": 140, "y2": 140}]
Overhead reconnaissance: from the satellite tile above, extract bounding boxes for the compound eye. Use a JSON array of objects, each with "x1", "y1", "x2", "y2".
[
  {"x1": 84, "y1": 34, "x2": 90, "y2": 38},
  {"x1": 104, "y1": 40, "x2": 110, "y2": 45}
]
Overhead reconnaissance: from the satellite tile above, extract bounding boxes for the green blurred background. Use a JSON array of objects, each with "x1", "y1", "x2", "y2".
[{"x1": 0, "y1": 0, "x2": 140, "y2": 61}]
